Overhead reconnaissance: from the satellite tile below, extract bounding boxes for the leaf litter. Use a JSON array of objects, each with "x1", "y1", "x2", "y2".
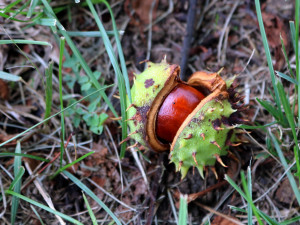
[{"x1": 0, "y1": 0, "x2": 299, "y2": 224}]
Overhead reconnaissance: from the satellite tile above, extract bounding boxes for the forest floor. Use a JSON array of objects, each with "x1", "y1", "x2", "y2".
[{"x1": 0, "y1": 0, "x2": 299, "y2": 224}]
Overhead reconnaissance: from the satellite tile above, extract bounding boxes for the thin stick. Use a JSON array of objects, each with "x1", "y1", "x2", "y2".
[{"x1": 180, "y1": 0, "x2": 197, "y2": 81}]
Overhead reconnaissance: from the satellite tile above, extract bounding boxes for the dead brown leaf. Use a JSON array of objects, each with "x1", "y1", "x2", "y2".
[
  {"x1": 275, "y1": 178, "x2": 297, "y2": 205},
  {"x1": 261, "y1": 11, "x2": 289, "y2": 70},
  {"x1": 0, "y1": 133, "x2": 21, "y2": 147},
  {"x1": 0, "y1": 79, "x2": 9, "y2": 100},
  {"x1": 92, "y1": 142, "x2": 108, "y2": 165},
  {"x1": 211, "y1": 215, "x2": 239, "y2": 225},
  {"x1": 125, "y1": 0, "x2": 158, "y2": 26}
]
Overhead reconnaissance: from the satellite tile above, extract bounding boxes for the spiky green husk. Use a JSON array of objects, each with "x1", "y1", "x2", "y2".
[
  {"x1": 125, "y1": 60, "x2": 245, "y2": 179},
  {"x1": 170, "y1": 99, "x2": 236, "y2": 178},
  {"x1": 127, "y1": 60, "x2": 178, "y2": 149}
]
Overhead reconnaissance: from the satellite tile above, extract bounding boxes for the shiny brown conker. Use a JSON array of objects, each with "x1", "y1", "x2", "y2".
[{"x1": 156, "y1": 83, "x2": 205, "y2": 143}]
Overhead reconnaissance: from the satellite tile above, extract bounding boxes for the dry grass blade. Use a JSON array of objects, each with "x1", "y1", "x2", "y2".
[
  {"x1": 196, "y1": 202, "x2": 244, "y2": 225},
  {"x1": 24, "y1": 161, "x2": 65, "y2": 225}
]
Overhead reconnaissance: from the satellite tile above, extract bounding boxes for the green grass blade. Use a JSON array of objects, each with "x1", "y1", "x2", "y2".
[
  {"x1": 27, "y1": 0, "x2": 40, "y2": 18},
  {"x1": 280, "y1": 35, "x2": 295, "y2": 78},
  {"x1": 5, "y1": 190, "x2": 84, "y2": 225},
  {"x1": 0, "y1": 71, "x2": 21, "y2": 82},
  {"x1": 256, "y1": 99, "x2": 281, "y2": 121},
  {"x1": 228, "y1": 205, "x2": 247, "y2": 213},
  {"x1": 58, "y1": 37, "x2": 66, "y2": 167},
  {"x1": 35, "y1": 18, "x2": 57, "y2": 26},
  {"x1": 281, "y1": 216, "x2": 300, "y2": 225},
  {"x1": 44, "y1": 61, "x2": 53, "y2": 121},
  {"x1": 257, "y1": 210, "x2": 280, "y2": 225},
  {"x1": 82, "y1": 192, "x2": 98, "y2": 225},
  {"x1": 50, "y1": 151, "x2": 95, "y2": 179},
  {"x1": 0, "y1": 153, "x2": 49, "y2": 162},
  {"x1": 246, "y1": 167, "x2": 253, "y2": 225},
  {"x1": 0, "y1": 40, "x2": 52, "y2": 47},
  {"x1": 239, "y1": 121, "x2": 277, "y2": 129},
  {"x1": 276, "y1": 81, "x2": 300, "y2": 176},
  {"x1": 289, "y1": 21, "x2": 296, "y2": 52},
  {"x1": 240, "y1": 171, "x2": 263, "y2": 225},
  {"x1": 3, "y1": 0, "x2": 23, "y2": 12},
  {"x1": 226, "y1": 174, "x2": 278, "y2": 225},
  {"x1": 98, "y1": 0, "x2": 131, "y2": 102},
  {"x1": 63, "y1": 31, "x2": 120, "y2": 37},
  {"x1": 96, "y1": 0, "x2": 131, "y2": 157},
  {"x1": 295, "y1": 0, "x2": 300, "y2": 123},
  {"x1": 62, "y1": 171, "x2": 122, "y2": 225},
  {"x1": 225, "y1": 175, "x2": 248, "y2": 199},
  {"x1": 255, "y1": 0, "x2": 283, "y2": 122},
  {"x1": 8, "y1": 166, "x2": 25, "y2": 191},
  {"x1": 0, "y1": 11, "x2": 38, "y2": 22},
  {"x1": 269, "y1": 132, "x2": 300, "y2": 204},
  {"x1": 275, "y1": 71, "x2": 297, "y2": 84},
  {"x1": 276, "y1": 81, "x2": 297, "y2": 137},
  {"x1": 178, "y1": 194, "x2": 188, "y2": 225},
  {"x1": 86, "y1": 0, "x2": 128, "y2": 158},
  {"x1": 0, "y1": 84, "x2": 113, "y2": 147},
  {"x1": 11, "y1": 142, "x2": 22, "y2": 225},
  {"x1": 30, "y1": 206, "x2": 46, "y2": 225},
  {"x1": 40, "y1": 0, "x2": 120, "y2": 125}
]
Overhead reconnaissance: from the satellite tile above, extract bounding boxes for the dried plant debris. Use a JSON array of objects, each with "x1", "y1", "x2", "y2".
[{"x1": 0, "y1": 0, "x2": 299, "y2": 224}]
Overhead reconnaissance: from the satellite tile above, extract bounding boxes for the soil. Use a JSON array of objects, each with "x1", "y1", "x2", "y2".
[{"x1": 0, "y1": 0, "x2": 299, "y2": 224}]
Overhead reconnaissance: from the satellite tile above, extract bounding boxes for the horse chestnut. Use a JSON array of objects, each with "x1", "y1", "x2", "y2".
[
  {"x1": 125, "y1": 59, "x2": 245, "y2": 178},
  {"x1": 156, "y1": 83, "x2": 205, "y2": 143}
]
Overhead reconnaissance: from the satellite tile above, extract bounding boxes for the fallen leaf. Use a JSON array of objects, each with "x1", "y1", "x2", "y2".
[
  {"x1": 0, "y1": 79, "x2": 9, "y2": 100},
  {"x1": 261, "y1": 11, "x2": 289, "y2": 70},
  {"x1": 211, "y1": 215, "x2": 239, "y2": 225},
  {"x1": 275, "y1": 178, "x2": 297, "y2": 205},
  {"x1": 126, "y1": 0, "x2": 158, "y2": 26}
]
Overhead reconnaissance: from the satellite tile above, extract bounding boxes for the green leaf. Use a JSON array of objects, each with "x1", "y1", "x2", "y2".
[
  {"x1": 78, "y1": 76, "x2": 89, "y2": 84},
  {"x1": 88, "y1": 99, "x2": 99, "y2": 112},
  {"x1": 93, "y1": 71, "x2": 101, "y2": 80},
  {"x1": 99, "y1": 113, "x2": 109, "y2": 125},
  {"x1": 81, "y1": 82, "x2": 92, "y2": 91},
  {"x1": 74, "y1": 114, "x2": 81, "y2": 128},
  {"x1": 90, "y1": 125, "x2": 103, "y2": 135}
]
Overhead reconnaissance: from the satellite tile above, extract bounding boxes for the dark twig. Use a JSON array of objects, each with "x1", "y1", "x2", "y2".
[{"x1": 180, "y1": 0, "x2": 197, "y2": 81}]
